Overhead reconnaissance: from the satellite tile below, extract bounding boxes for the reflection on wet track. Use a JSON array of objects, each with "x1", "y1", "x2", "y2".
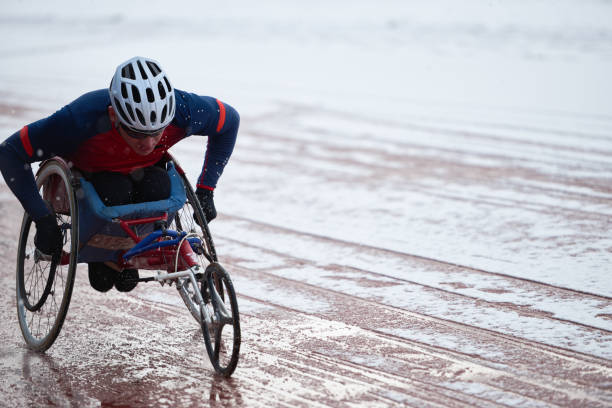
[
  {"x1": 1, "y1": 6, "x2": 612, "y2": 400},
  {"x1": 1, "y1": 97, "x2": 612, "y2": 406}
]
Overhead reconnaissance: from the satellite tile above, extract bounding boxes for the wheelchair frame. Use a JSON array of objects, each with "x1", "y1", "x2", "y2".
[{"x1": 15, "y1": 154, "x2": 241, "y2": 377}]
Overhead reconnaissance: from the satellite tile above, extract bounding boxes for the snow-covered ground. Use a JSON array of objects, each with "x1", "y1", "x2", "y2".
[
  {"x1": 1, "y1": 1, "x2": 611, "y2": 405},
  {"x1": 3, "y1": 0, "x2": 610, "y2": 292}
]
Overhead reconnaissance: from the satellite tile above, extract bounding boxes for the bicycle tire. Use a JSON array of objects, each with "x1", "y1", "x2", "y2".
[
  {"x1": 171, "y1": 167, "x2": 216, "y2": 322},
  {"x1": 203, "y1": 262, "x2": 241, "y2": 377},
  {"x1": 16, "y1": 159, "x2": 79, "y2": 352},
  {"x1": 168, "y1": 158, "x2": 240, "y2": 376},
  {"x1": 18, "y1": 245, "x2": 57, "y2": 312},
  {"x1": 173, "y1": 167, "x2": 217, "y2": 263}
]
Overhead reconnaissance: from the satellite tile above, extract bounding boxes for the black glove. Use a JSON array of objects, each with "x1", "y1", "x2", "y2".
[
  {"x1": 34, "y1": 213, "x2": 63, "y2": 255},
  {"x1": 195, "y1": 188, "x2": 217, "y2": 223}
]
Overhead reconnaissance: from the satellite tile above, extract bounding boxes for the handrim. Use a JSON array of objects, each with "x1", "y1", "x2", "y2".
[{"x1": 16, "y1": 159, "x2": 78, "y2": 352}]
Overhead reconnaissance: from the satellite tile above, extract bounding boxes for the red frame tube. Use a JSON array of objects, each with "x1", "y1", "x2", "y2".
[{"x1": 118, "y1": 213, "x2": 168, "y2": 243}]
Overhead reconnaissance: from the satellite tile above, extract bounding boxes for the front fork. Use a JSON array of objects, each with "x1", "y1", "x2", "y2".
[
  {"x1": 175, "y1": 263, "x2": 232, "y2": 329},
  {"x1": 175, "y1": 266, "x2": 212, "y2": 326}
]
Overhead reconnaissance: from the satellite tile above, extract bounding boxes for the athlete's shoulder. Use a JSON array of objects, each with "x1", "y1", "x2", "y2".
[
  {"x1": 66, "y1": 89, "x2": 112, "y2": 134},
  {"x1": 71, "y1": 89, "x2": 110, "y2": 108},
  {"x1": 173, "y1": 88, "x2": 214, "y2": 112},
  {"x1": 172, "y1": 89, "x2": 226, "y2": 132}
]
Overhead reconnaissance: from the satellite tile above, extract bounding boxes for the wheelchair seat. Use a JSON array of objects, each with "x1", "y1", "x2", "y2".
[{"x1": 76, "y1": 161, "x2": 187, "y2": 263}]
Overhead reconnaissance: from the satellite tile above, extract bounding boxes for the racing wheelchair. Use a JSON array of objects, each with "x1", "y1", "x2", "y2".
[{"x1": 15, "y1": 154, "x2": 241, "y2": 377}]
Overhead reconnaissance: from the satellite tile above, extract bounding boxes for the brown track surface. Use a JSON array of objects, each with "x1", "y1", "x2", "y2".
[{"x1": 1, "y1": 104, "x2": 612, "y2": 407}]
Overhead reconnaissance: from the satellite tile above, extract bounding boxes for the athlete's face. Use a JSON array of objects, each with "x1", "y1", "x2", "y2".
[
  {"x1": 118, "y1": 125, "x2": 164, "y2": 156},
  {"x1": 108, "y1": 106, "x2": 165, "y2": 156}
]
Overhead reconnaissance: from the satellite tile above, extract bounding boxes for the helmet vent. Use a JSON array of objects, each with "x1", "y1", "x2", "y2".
[
  {"x1": 163, "y1": 76, "x2": 172, "y2": 92},
  {"x1": 125, "y1": 103, "x2": 136, "y2": 122},
  {"x1": 161, "y1": 105, "x2": 167, "y2": 123},
  {"x1": 131, "y1": 85, "x2": 141, "y2": 103},
  {"x1": 135, "y1": 108, "x2": 146, "y2": 126},
  {"x1": 146, "y1": 61, "x2": 161, "y2": 76},
  {"x1": 158, "y1": 81, "x2": 166, "y2": 99},
  {"x1": 121, "y1": 64, "x2": 136, "y2": 80},
  {"x1": 136, "y1": 60, "x2": 148, "y2": 80},
  {"x1": 113, "y1": 97, "x2": 131, "y2": 124},
  {"x1": 146, "y1": 88, "x2": 155, "y2": 103},
  {"x1": 111, "y1": 57, "x2": 174, "y2": 131}
]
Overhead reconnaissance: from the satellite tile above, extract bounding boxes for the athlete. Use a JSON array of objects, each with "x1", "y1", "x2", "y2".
[{"x1": 0, "y1": 56, "x2": 239, "y2": 293}]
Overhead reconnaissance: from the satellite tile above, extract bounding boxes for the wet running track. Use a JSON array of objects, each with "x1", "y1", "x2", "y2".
[{"x1": 1, "y1": 99, "x2": 612, "y2": 407}]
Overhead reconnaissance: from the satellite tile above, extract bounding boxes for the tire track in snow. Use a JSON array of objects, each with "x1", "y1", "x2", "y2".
[
  {"x1": 229, "y1": 275, "x2": 611, "y2": 408},
  {"x1": 228, "y1": 293, "x2": 558, "y2": 407},
  {"x1": 230, "y1": 261, "x2": 612, "y2": 371},
  {"x1": 241, "y1": 128, "x2": 612, "y2": 199},
  {"x1": 123, "y1": 285, "x2": 482, "y2": 407},
  {"x1": 236, "y1": 127, "x2": 612, "y2": 223},
  {"x1": 219, "y1": 213, "x2": 612, "y2": 302},
  {"x1": 226, "y1": 233, "x2": 610, "y2": 334},
  {"x1": 101, "y1": 244, "x2": 611, "y2": 407},
  {"x1": 277, "y1": 102, "x2": 612, "y2": 152},
  {"x1": 18, "y1": 258, "x2": 492, "y2": 408}
]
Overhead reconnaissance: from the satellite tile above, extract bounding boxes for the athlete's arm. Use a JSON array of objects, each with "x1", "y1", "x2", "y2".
[
  {"x1": 0, "y1": 105, "x2": 80, "y2": 220},
  {"x1": 173, "y1": 90, "x2": 239, "y2": 190}
]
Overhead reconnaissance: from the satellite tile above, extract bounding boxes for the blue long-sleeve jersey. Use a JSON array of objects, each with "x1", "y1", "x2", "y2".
[{"x1": 0, "y1": 89, "x2": 239, "y2": 220}]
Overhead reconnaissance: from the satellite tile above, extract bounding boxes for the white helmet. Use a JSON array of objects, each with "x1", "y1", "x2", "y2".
[{"x1": 109, "y1": 56, "x2": 175, "y2": 133}]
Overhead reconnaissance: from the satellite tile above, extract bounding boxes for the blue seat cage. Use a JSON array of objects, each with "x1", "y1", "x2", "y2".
[{"x1": 74, "y1": 159, "x2": 199, "y2": 266}]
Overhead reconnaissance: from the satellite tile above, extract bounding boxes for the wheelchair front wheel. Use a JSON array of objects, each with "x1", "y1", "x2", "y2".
[
  {"x1": 171, "y1": 168, "x2": 218, "y2": 323},
  {"x1": 16, "y1": 159, "x2": 79, "y2": 352},
  {"x1": 200, "y1": 263, "x2": 241, "y2": 377},
  {"x1": 168, "y1": 158, "x2": 240, "y2": 376}
]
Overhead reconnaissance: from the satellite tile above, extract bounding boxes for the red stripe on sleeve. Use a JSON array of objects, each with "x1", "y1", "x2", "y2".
[
  {"x1": 19, "y1": 126, "x2": 33, "y2": 157},
  {"x1": 196, "y1": 184, "x2": 215, "y2": 191},
  {"x1": 215, "y1": 99, "x2": 226, "y2": 132}
]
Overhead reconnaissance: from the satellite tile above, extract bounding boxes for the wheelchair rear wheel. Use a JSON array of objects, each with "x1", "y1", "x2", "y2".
[{"x1": 16, "y1": 159, "x2": 79, "y2": 352}]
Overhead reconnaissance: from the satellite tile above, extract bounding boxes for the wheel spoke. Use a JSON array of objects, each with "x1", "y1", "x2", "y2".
[
  {"x1": 159, "y1": 166, "x2": 238, "y2": 375},
  {"x1": 16, "y1": 160, "x2": 77, "y2": 350}
]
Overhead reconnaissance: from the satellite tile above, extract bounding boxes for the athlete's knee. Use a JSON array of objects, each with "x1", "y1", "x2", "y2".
[
  {"x1": 90, "y1": 172, "x2": 134, "y2": 206},
  {"x1": 132, "y1": 166, "x2": 170, "y2": 203}
]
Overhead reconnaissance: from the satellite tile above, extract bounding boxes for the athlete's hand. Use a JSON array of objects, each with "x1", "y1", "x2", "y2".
[
  {"x1": 195, "y1": 188, "x2": 217, "y2": 223},
  {"x1": 34, "y1": 213, "x2": 63, "y2": 255}
]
